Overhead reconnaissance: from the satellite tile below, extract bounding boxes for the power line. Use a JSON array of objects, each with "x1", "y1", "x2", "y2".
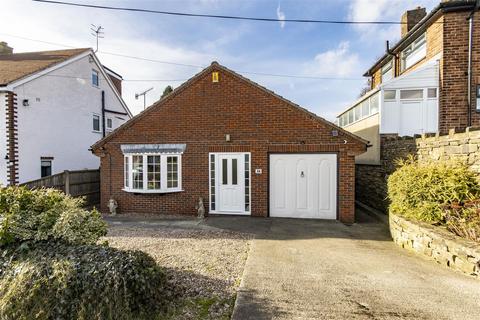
[
  {"x1": 0, "y1": 33, "x2": 364, "y2": 81},
  {"x1": 33, "y1": 0, "x2": 415, "y2": 25}
]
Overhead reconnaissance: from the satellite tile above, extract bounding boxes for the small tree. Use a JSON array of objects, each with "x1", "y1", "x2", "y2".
[{"x1": 161, "y1": 85, "x2": 173, "y2": 99}]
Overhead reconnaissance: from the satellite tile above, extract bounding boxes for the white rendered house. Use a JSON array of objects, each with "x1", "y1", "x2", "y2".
[{"x1": 0, "y1": 44, "x2": 132, "y2": 185}]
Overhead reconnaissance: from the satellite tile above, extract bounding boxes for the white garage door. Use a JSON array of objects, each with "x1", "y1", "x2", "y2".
[{"x1": 269, "y1": 154, "x2": 337, "y2": 219}]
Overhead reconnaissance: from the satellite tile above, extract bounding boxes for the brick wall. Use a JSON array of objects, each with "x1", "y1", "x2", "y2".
[
  {"x1": 95, "y1": 65, "x2": 365, "y2": 223},
  {"x1": 440, "y1": 10, "x2": 480, "y2": 133}
]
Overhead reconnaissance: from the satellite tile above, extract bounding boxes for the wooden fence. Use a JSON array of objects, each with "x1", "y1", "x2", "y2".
[{"x1": 20, "y1": 169, "x2": 100, "y2": 208}]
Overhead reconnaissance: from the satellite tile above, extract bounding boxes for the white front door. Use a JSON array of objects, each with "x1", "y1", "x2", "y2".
[
  {"x1": 211, "y1": 153, "x2": 249, "y2": 214},
  {"x1": 269, "y1": 153, "x2": 337, "y2": 219}
]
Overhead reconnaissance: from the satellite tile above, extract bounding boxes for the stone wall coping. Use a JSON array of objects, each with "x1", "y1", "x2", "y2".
[{"x1": 390, "y1": 213, "x2": 480, "y2": 255}]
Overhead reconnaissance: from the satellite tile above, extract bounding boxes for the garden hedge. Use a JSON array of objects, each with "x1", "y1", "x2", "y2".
[{"x1": 0, "y1": 242, "x2": 170, "y2": 320}]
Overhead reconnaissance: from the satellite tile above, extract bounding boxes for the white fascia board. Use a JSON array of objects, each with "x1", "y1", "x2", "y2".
[{"x1": 89, "y1": 52, "x2": 133, "y2": 118}]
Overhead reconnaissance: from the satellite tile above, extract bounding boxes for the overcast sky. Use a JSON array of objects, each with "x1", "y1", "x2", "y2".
[{"x1": 1, "y1": 0, "x2": 438, "y2": 119}]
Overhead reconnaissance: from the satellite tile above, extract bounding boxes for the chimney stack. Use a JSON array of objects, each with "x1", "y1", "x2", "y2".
[
  {"x1": 401, "y1": 7, "x2": 427, "y2": 38},
  {"x1": 0, "y1": 42, "x2": 13, "y2": 54}
]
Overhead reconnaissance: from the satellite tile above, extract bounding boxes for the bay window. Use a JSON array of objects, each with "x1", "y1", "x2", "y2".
[
  {"x1": 122, "y1": 144, "x2": 185, "y2": 193},
  {"x1": 123, "y1": 153, "x2": 182, "y2": 193}
]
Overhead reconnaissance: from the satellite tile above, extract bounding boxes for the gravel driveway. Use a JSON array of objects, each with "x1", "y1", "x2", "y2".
[{"x1": 104, "y1": 220, "x2": 251, "y2": 319}]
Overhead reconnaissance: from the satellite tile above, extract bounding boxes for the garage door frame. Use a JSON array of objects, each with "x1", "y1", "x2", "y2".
[{"x1": 267, "y1": 152, "x2": 339, "y2": 220}]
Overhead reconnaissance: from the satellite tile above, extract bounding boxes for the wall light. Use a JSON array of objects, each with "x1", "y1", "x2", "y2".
[{"x1": 225, "y1": 134, "x2": 231, "y2": 142}]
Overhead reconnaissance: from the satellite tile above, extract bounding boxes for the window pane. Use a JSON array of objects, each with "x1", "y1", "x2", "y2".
[
  {"x1": 147, "y1": 155, "x2": 161, "y2": 190},
  {"x1": 124, "y1": 157, "x2": 130, "y2": 188},
  {"x1": 348, "y1": 109, "x2": 354, "y2": 123},
  {"x1": 428, "y1": 88, "x2": 437, "y2": 98},
  {"x1": 167, "y1": 156, "x2": 178, "y2": 188},
  {"x1": 41, "y1": 160, "x2": 52, "y2": 178},
  {"x1": 361, "y1": 100, "x2": 370, "y2": 117},
  {"x1": 132, "y1": 155, "x2": 143, "y2": 189},
  {"x1": 354, "y1": 106, "x2": 361, "y2": 121},
  {"x1": 400, "y1": 89, "x2": 423, "y2": 100},
  {"x1": 384, "y1": 90, "x2": 396, "y2": 100},
  {"x1": 222, "y1": 158, "x2": 228, "y2": 185},
  {"x1": 370, "y1": 93, "x2": 379, "y2": 114},
  {"x1": 92, "y1": 70, "x2": 99, "y2": 86},
  {"x1": 107, "y1": 118, "x2": 113, "y2": 129},
  {"x1": 93, "y1": 115, "x2": 100, "y2": 131},
  {"x1": 232, "y1": 158, "x2": 238, "y2": 185}
]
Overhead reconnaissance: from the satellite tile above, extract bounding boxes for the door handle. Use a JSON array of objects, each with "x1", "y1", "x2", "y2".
[{"x1": 300, "y1": 171, "x2": 305, "y2": 178}]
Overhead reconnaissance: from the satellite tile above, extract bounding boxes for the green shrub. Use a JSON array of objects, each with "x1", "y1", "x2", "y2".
[
  {"x1": 387, "y1": 157, "x2": 480, "y2": 222},
  {"x1": 0, "y1": 242, "x2": 170, "y2": 320},
  {"x1": 0, "y1": 187, "x2": 106, "y2": 246},
  {"x1": 443, "y1": 201, "x2": 480, "y2": 242}
]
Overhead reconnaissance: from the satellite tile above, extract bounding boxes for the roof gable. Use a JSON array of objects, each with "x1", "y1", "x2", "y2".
[
  {"x1": 92, "y1": 62, "x2": 368, "y2": 150},
  {"x1": 0, "y1": 48, "x2": 90, "y2": 86}
]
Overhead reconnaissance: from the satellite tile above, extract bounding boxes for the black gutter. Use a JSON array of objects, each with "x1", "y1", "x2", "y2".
[
  {"x1": 364, "y1": 1, "x2": 476, "y2": 77},
  {"x1": 101, "y1": 90, "x2": 106, "y2": 138}
]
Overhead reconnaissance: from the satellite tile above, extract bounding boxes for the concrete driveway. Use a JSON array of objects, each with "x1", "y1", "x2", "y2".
[{"x1": 204, "y1": 209, "x2": 480, "y2": 320}]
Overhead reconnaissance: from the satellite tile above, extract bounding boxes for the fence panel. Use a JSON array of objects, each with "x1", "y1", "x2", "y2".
[{"x1": 20, "y1": 169, "x2": 100, "y2": 208}]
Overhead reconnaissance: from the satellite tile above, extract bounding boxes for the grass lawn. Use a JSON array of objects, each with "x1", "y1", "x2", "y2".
[{"x1": 104, "y1": 224, "x2": 251, "y2": 319}]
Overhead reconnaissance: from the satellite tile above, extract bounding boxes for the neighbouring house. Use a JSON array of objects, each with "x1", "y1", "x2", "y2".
[
  {"x1": 337, "y1": 0, "x2": 480, "y2": 165},
  {"x1": 91, "y1": 62, "x2": 367, "y2": 223},
  {"x1": 0, "y1": 43, "x2": 132, "y2": 185}
]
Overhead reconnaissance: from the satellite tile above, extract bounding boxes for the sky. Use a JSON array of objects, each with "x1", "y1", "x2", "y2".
[{"x1": 1, "y1": 0, "x2": 438, "y2": 119}]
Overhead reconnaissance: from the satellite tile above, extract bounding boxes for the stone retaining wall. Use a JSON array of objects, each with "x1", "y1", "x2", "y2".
[
  {"x1": 356, "y1": 128, "x2": 480, "y2": 213},
  {"x1": 390, "y1": 213, "x2": 480, "y2": 278},
  {"x1": 417, "y1": 128, "x2": 480, "y2": 173}
]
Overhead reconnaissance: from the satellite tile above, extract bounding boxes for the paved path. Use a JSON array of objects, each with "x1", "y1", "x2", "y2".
[{"x1": 204, "y1": 210, "x2": 480, "y2": 320}]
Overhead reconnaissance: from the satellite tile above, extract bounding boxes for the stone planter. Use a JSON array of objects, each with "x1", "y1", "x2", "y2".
[{"x1": 389, "y1": 213, "x2": 480, "y2": 278}]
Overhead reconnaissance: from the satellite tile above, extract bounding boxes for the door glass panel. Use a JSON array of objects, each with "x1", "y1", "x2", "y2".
[
  {"x1": 245, "y1": 154, "x2": 250, "y2": 211},
  {"x1": 222, "y1": 159, "x2": 228, "y2": 185},
  {"x1": 232, "y1": 158, "x2": 238, "y2": 185},
  {"x1": 210, "y1": 154, "x2": 215, "y2": 210}
]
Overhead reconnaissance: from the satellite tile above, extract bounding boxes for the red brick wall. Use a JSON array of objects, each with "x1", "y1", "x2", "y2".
[
  {"x1": 440, "y1": 10, "x2": 480, "y2": 133},
  {"x1": 96, "y1": 65, "x2": 365, "y2": 223}
]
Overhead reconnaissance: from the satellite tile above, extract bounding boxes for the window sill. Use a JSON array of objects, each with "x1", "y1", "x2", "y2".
[{"x1": 122, "y1": 188, "x2": 184, "y2": 194}]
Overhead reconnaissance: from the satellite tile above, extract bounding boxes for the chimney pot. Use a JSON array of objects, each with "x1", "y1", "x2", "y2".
[
  {"x1": 401, "y1": 7, "x2": 427, "y2": 38},
  {"x1": 0, "y1": 42, "x2": 13, "y2": 54}
]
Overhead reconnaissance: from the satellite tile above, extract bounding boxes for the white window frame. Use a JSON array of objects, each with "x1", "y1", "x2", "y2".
[
  {"x1": 106, "y1": 117, "x2": 113, "y2": 133},
  {"x1": 381, "y1": 60, "x2": 393, "y2": 82},
  {"x1": 209, "y1": 152, "x2": 251, "y2": 214},
  {"x1": 92, "y1": 69, "x2": 99, "y2": 87},
  {"x1": 401, "y1": 33, "x2": 427, "y2": 71},
  {"x1": 123, "y1": 153, "x2": 183, "y2": 193},
  {"x1": 92, "y1": 113, "x2": 101, "y2": 132}
]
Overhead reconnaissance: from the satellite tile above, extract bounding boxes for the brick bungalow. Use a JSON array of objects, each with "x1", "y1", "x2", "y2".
[{"x1": 91, "y1": 62, "x2": 367, "y2": 223}]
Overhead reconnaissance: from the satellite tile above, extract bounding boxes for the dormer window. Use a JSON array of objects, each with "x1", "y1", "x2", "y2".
[
  {"x1": 401, "y1": 33, "x2": 426, "y2": 71},
  {"x1": 381, "y1": 60, "x2": 393, "y2": 82}
]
